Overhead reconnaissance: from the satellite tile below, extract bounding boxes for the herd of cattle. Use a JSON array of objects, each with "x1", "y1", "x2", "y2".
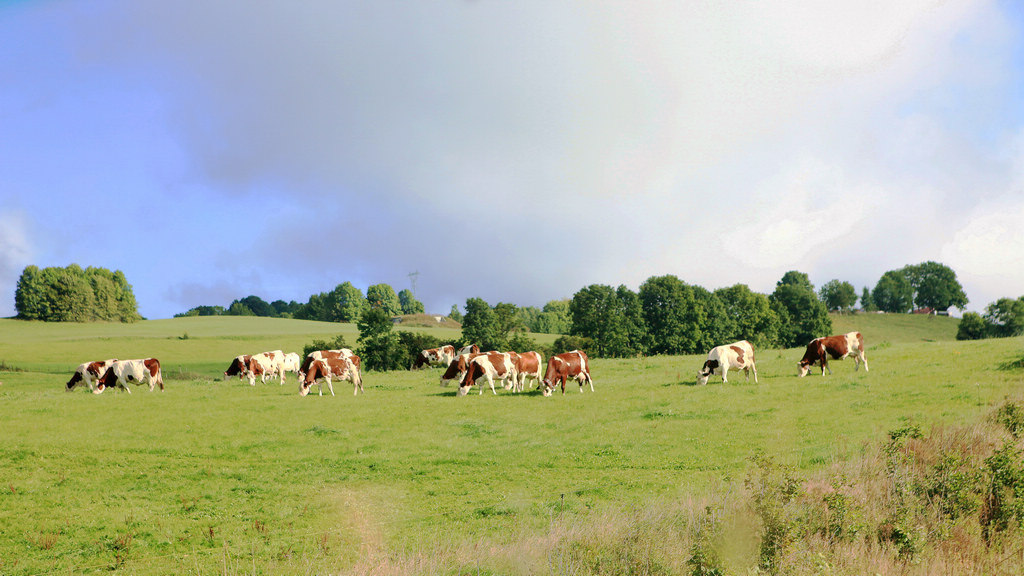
[{"x1": 63, "y1": 331, "x2": 867, "y2": 396}]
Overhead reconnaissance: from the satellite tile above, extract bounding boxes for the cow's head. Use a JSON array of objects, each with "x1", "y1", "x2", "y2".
[
  {"x1": 299, "y1": 360, "x2": 324, "y2": 396},
  {"x1": 697, "y1": 360, "x2": 718, "y2": 386},
  {"x1": 93, "y1": 367, "x2": 116, "y2": 394},
  {"x1": 66, "y1": 371, "x2": 83, "y2": 391},
  {"x1": 797, "y1": 360, "x2": 811, "y2": 378}
]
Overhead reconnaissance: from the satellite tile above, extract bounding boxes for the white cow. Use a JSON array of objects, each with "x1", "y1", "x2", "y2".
[
  {"x1": 95, "y1": 358, "x2": 164, "y2": 394},
  {"x1": 281, "y1": 352, "x2": 301, "y2": 381},
  {"x1": 246, "y1": 350, "x2": 286, "y2": 386},
  {"x1": 697, "y1": 340, "x2": 758, "y2": 385}
]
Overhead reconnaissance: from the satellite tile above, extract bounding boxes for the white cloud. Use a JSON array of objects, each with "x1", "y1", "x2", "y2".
[{"x1": 942, "y1": 195, "x2": 1024, "y2": 307}]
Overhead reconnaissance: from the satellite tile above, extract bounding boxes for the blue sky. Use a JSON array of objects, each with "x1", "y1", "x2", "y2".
[{"x1": 2, "y1": 0, "x2": 1023, "y2": 319}]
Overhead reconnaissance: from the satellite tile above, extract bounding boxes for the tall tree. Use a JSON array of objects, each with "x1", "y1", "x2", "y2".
[
  {"x1": 872, "y1": 270, "x2": 914, "y2": 313},
  {"x1": 461, "y1": 297, "x2": 502, "y2": 350},
  {"x1": 984, "y1": 297, "x2": 1024, "y2": 338},
  {"x1": 366, "y1": 283, "x2": 401, "y2": 317},
  {"x1": 770, "y1": 272, "x2": 832, "y2": 348},
  {"x1": 638, "y1": 275, "x2": 725, "y2": 355},
  {"x1": 860, "y1": 287, "x2": 875, "y2": 312},
  {"x1": 356, "y1": 303, "x2": 404, "y2": 371},
  {"x1": 714, "y1": 284, "x2": 781, "y2": 348},
  {"x1": 569, "y1": 284, "x2": 644, "y2": 357},
  {"x1": 398, "y1": 289, "x2": 425, "y2": 315},
  {"x1": 818, "y1": 280, "x2": 858, "y2": 313},
  {"x1": 903, "y1": 261, "x2": 968, "y2": 312}
]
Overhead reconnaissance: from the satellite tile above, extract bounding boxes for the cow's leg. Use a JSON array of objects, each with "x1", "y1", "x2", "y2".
[
  {"x1": 123, "y1": 382, "x2": 131, "y2": 394},
  {"x1": 326, "y1": 377, "x2": 335, "y2": 397},
  {"x1": 586, "y1": 372, "x2": 594, "y2": 392},
  {"x1": 861, "y1": 352, "x2": 869, "y2": 372},
  {"x1": 722, "y1": 367, "x2": 729, "y2": 384},
  {"x1": 752, "y1": 362, "x2": 758, "y2": 384}
]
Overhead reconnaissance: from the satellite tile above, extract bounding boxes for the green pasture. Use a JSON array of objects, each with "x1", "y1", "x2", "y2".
[{"x1": 0, "y1": 315, "x2": 1021, "y2": 574}]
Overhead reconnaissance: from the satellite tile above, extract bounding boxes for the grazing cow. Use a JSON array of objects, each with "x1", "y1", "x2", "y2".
[
  {"x1": 440, "y1": 352, "x2": 484, "y2": 387},
  {"x1": 458, "y1": 344, "x2": 480, "y2": 356},
  {"x1": 697, "y1": 340, "x2": 758, "y2": 385},
  {"x1": 298, "y1": 349, "x2": 354, "y2": 380},
  {"x1": 300, "y1": 354, "x2": 363, "y2": 396},
  {"x1": 245, "y1": 350, "x2": 287, "y2": 386},
  {"x1": 458, "y1": 352, "x2": 517, "y2": 396},
  {"x1": 95, "y1": 358, "x2": 164, "y2": 394},
  {"x1": 66, "y1": 359, "x2": 117, "y2": 392},
  {"x1": 223, "y1": 354, "x2": 252, "y2": 380},
  {"x1": 509, "y1": 351, "x2": 543, "y2": 392},
  {"x1": 541, "y1": 350, "x2": 593, "y2": 396},
  {"x1": 412, "y1": 344, "x2": 456, "y2": 369},
  {"x1": 798, "y1": 332, "x2": 869, "y2": 377}
]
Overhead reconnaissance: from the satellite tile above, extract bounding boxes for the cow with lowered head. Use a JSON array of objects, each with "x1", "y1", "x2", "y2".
[{"x1": 697, "y1": 340, "x2": 758, "y2": 386}]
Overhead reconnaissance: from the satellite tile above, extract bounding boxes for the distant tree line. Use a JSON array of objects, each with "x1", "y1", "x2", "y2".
[
  {"x1": 175, "y1": 282, "x2": 425, "y2": 320},
  {"x1": 561, "y1": 261, "x2": 969, "y2": 358},
  {"x1": 14, "y1": 264, "x2": 141, "y2": 322}
]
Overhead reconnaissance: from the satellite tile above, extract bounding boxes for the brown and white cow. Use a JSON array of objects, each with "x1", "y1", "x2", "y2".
[
  {"x1": 541, "y1": 350, "x2": 593, "y2": 396},
  {"x1": 412, "y1": 344, "x2": 456, "y2": 369},
  {"x1": 298, "y1": 348, "x2": 354, "y2": 380},
  {"x1": 440, "y1": 352, "x2": 484, "y2": 387},
  {"x1": 509, "y1": 351, "x2": 543, "y2": 392},
  {"x1": 245, "y1": 350, "x2": 287, "y2": 386},
  {"x1": 458, "y1": 344, "x2": 481, "y2": 356},
  {"x1": 457, "y1": 352, "x2": 517, "y2": 396},
  {"x1": 223, "y1": 354, "x2": 252, "y2": 380},
  {"x1": 95, "y1": 358, "x2": 164, "y2": 394},
  {"x1": 66, "y1": 359, "x2": 117, "y2": 392},
  {"x1": 300, "y1": 354, "x2": 363, "y2": 396},
  {"x1": 798, "y1": 332, "x2": 868, "y2": 377},
  {"x1": 697, "y1": 340, "x2": 757, "y2": 385}
]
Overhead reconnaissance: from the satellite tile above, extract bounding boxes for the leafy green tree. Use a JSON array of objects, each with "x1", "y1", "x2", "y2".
[
  {"x1": 541, "y1": 299, "x2": 572, "y2": 334},
  {"x1": 271, "y1": 300, "x2": 301, "y2": 317},
  {"x1": 818, "y1": 280, "x2": 858, "y2": 313},
  {"x1": 903, "y1": 261, "x2": 968, "y2": 312},
  {"x1": 873, "y1": 270, "x2": 914, "y2": 313},
  {"x1": 956, "y1": 312, "x2": 989, "y2": 341},
  {"x1": 398, "y1": 289, "x2": 425, "y2": 315},
  {"x1": 175, "y1": 305, "x2": 227, "y2": 317},
  {"x1": 228, "y1": 295, "x2": 275, "y2": 317},
  {"x1": 517, "y1": 306, "x2": 542, "y2": 333},
  {"x1": 327, "y1": 282, "x2": 365, "y2": 322},
  {"x1": 461, "y1": 297, "x2": 502, "y2": 350},
  {"x1": 569, "y1": 284, "x2": 644, "y2": 357},
  {"x1": 294, "y1": 293, "x2": 327, "y2": 321},
  {"x1": 14, "y1": 264, "x2": 140, "y2": 322},
  {"x1": 356, "y1": 303, "x2": 404, "y2": 371},
  {"x1": 494, "y1": 302, "x2": 523, "y2": 345},
  {"x1": 715, "y1": 284, "x2": 781, "y2": 348},
  {"x1": 448, "y1": 304, "x2": 463, "y2": 323},
  {"x1": 770, "y1": 272, "x2": 832, "y2": 348},
  {"x1": 639, "y1": 275, "x2": 727, "y2": 355},
  {"x1": 984, "y1": 297, "x2": 1024, "y2": 338},
  {"x1": 366, "y1": 283, "x2": 401, "y2": 317},
  {"x1": 777, "y1": 270, "x2": 814, "y2": 292},
  {"x1": 860, "y1": 287, "x2": 875, "y2": 312}
]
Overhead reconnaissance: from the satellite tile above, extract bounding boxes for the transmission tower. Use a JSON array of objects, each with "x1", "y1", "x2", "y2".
[{"x1": 408, "y1": 271, "x2": 420, "y2": 297}]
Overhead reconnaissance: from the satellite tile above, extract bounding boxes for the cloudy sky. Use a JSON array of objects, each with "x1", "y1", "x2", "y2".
[{"x1": 2, "y1": 1, "x2": 1023, "y2": 320}]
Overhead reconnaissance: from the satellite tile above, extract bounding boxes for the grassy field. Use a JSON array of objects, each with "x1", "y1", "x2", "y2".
[{"x1": 1, "y1": 315, "x2": 1022, "y2": 574}]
